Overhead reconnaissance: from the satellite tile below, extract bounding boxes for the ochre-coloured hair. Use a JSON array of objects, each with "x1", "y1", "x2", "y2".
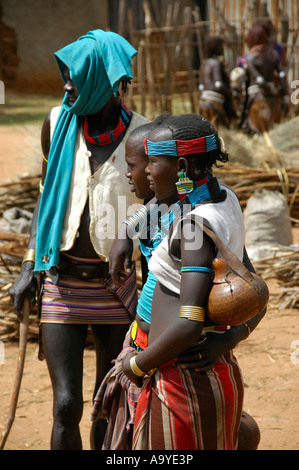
[
  {"x1": 246, "y1": 25, "x2": 268, "y2": 47},
  {"x1": 204, "y1": 36, "x2": 224, "y2": 58}
]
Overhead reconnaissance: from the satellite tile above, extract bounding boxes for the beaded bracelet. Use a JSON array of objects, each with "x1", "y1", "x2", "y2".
[
  {"x1": 181, "y1": 266, "x2": 212, "y2": 274},
  {"x1": 179, "y1": 305, "x2": 205, "y2": 322}
]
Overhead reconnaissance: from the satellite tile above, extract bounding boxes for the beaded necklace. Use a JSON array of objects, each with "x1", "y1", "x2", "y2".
[
  {"x1": 83, "y1": 100, "x2": 132, "y2": 146},
  {"x1": 139, "y1": 175, "x2": 225, "y2": 261}
]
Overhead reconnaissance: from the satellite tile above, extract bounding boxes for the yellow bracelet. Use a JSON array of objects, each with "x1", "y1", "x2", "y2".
[
  {"x1": 179, "y1": 305, "x2": 205, "y2": 322},
  {"x1": 22, "y1": 249, "x2": 35, "y2": 266},
  {"x1": 129, "y1": 355, "x2": 146, "y2": 377}
]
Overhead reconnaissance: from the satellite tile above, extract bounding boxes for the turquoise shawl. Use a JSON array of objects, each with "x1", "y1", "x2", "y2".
[{"x1": 34, "y1": 30, "x2": 137, "y2": 273}]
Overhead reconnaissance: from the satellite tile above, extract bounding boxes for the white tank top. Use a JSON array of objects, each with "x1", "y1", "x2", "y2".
[{"x1": 148, "y1": 185, "x2": 245, "y2": 294}]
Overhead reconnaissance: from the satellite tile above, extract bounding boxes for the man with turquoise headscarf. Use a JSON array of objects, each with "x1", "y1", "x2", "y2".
[{"x1": 9, "y1": 29, "x2": 150, "y2": 450}]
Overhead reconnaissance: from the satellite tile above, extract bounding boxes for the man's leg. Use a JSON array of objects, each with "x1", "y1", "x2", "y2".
[
  {"x1": 90, "y1": 323, "x2": 130, "y2": 450},
  {"x1": 42, "y1": 323, "x2": 88, "y2": 450}
]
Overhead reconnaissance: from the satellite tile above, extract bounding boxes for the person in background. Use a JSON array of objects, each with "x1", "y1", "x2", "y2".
[
  {"x1": 244, "y1": 24, "x2": 289, "y2": 132},
  {"x1": 253, "y1": 19, "x2": 287, "y2": 67},
  {"x1": 199, "y1": 36, "x2": 237, "y2": 128}
]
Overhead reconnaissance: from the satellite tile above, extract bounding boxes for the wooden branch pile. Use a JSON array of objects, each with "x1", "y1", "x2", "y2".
[
  {"x1": 129, "y1": 1, "x2": 204, "y2": 119},
  {"x1": 253, "y1": 246, "x2": 299, "y2": 310},
  {"x1": 0, "y1": 176, "x2": 40, "y2": 216},
  {"x1": 214, "y1": 164, "x2": 299, "y2": 221},
  {"x1": 0, "y1": 177, "x2": 40, "y2": 342}
]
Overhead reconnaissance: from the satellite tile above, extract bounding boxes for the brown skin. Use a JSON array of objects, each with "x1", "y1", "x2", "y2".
[
  {"x1": 199, "y1": 60, "x2": 236, "y2": 127},
  {"x1": 246, "y1": 45, "x2": 288, "y2": 96},
  {"x1": 9, "y1": 70, "x2": 133, "y2": 450},
  {"x1": 246, "y1": 45, "x2": 289, "y2": 130},
  {"x1": 121, "y1": 149, "x2": 212, "y2": 381},
  {"x1": 126, "y1": 225, "x2": 214, "y2": 382},
  {"x1": 109, "y1": 125, "x2": 266, "y2": 450},
  {"x1": 200, "y1": 59, "x2": 231, "y2": 99},
  {"x1": 108, "y1": 132, "x2": 155, "y2": 287},
  {"x1": 120, "y1": 125, "x2": 266, "y2": 386},
  {"x1": 125, "y1": 136, "x2": 154, "y2": 201}
]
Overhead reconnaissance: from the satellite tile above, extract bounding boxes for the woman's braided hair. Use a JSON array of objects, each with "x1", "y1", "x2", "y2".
[{"x1": 161, "y1": 113, "x2": 229, "y2": 174}]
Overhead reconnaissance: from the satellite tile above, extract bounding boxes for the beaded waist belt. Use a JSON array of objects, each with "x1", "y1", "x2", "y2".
[
  {"x1": 248, "y1": 82, "x2": 278, "y2": 97},
  {"x1": 201, "y1": 90, "x2": 225, "y2": 105},
  {"x1": 131, "y1": 320, "x2": 148, "y2": 350},
  {"x1": 131, "y1": 320, "x2": 227, "y2": 352}
]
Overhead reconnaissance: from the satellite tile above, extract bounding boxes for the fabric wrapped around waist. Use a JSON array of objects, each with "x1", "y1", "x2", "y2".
[{"x1": 48, "y1": 254, "x2": 138, "y2": 318}]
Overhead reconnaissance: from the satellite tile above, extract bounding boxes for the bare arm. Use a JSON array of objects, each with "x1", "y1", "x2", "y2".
[
  {"x1": 8, "y1": 112, "x2": 51, "y2": 320},
  {"x1": 122, "y1": 222, "x2": 213, "y2": 383},
  {"x1": 179, "y1": 245, "x2": 267, "y2": 371},
  {"x1": 212, "y1": 60, "x2": 231, "y2": 97}
]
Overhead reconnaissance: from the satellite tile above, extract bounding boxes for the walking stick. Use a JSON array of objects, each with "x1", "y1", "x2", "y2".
[{"x1": 0, "y1": 296, "x2": 30, "y2": 450}]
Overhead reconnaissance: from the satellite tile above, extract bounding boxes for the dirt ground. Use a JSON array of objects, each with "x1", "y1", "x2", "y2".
[{"x1": 0, "y1": 124, "x2": 298, "y2": 451}]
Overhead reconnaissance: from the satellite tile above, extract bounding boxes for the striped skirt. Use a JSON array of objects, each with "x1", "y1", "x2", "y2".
[
  {"x1": 132, "y1": 351, "x2": 244, "y2": 450},
  {"x1": 40, "y1": 255, "x2": 137, "y2": 325}
]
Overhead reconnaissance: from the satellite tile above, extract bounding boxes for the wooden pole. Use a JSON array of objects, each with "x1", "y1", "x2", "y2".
[{"x1": 0, "y1": 297, "x2": 30, "y2": 450}]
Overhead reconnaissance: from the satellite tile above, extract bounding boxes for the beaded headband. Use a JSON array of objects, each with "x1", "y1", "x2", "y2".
[{"x1": 144, "y1": 134, "x2": 219, "y2": 157}]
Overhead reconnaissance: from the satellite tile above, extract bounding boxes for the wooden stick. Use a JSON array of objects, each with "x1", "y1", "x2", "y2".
[{"x1": 0, "y1": 297, "x2": 30, "y2": 450}]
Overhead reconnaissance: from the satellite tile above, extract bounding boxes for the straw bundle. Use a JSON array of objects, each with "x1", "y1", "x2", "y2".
[{"x1": 214, "y1": 164, "x2": 299, "y2": 222}]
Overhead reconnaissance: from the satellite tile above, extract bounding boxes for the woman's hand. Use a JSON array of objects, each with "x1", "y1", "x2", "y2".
[
  {"x1": 109, "y1": 224, "x2": 133, "y2": 287},
  {"x1": 178, "y1": 331, "x2": 230, "y2": 371},
  {"x1": 121, "y1": 352, "x2": 144, "y2": 387}
]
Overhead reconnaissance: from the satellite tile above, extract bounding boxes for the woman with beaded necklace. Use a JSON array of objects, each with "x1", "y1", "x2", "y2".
[{"x1": 119, "y1": 113, "x2": 266, "y2": 450}]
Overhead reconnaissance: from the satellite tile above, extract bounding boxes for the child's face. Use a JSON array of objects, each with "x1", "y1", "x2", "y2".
[
  {"x1": 144, "y1": 128, "x2": 180, "y2": 202},
  {"x1": 125, "y1": 139, "x2": 154, "y2": 200},
  {"x1": 145, "y1": 154, "x2": 179, "y2": 202}
]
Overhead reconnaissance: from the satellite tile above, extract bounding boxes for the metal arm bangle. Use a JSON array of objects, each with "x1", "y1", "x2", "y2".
[
  {"x1": 179, "y1": 305, "x2": 205, "y2": 322},
  {"x1": 22, "y1": 249, "x2": 36, "y2": 266},
  {"x1": 129, "y1": 355, "x2": 146, "y2": 377},
  {"x1": 244, "y1": 322, "x2": 251, "y2": 337}
]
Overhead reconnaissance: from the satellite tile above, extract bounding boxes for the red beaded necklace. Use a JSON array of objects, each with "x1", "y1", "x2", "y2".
[{"x1": 84, "y1": 101, "x2": 132, "y2": 146}]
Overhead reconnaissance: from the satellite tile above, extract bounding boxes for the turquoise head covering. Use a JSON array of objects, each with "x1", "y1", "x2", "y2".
[{"x1": 34, "y1": 30, "x2": 137, "y2": 274}]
